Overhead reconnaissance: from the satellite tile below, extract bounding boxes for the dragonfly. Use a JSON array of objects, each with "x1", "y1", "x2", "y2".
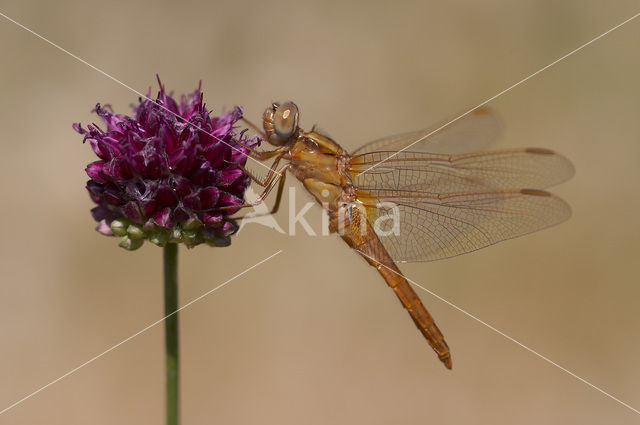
[{"x1": 233, "y1": 103, "x2": 574, "y2": 369}]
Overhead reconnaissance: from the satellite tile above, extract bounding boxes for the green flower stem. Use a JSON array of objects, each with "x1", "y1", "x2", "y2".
[{"x1": 163, "y1": 243, "x2": 179, "y2": 425}]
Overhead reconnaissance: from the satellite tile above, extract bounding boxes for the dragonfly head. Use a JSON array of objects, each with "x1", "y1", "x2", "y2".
[{"x1": 262, "y1": 102, "x2": 300, "y2": 146}]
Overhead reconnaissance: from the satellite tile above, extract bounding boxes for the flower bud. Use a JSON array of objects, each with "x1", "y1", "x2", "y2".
[
  {"x1": 127, "y1": 224, "x2": 146, "y2": 240},
  {"x1": 119, "y1": 236, "x2": 144, "y2": 251},
  {"x1": 110, "y1": 219, "x2": 129, "y2": 236}
]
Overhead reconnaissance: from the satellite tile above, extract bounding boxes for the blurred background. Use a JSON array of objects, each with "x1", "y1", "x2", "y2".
[{"x1": 0, "y1": 1, "x2": 639, "y2": 424}]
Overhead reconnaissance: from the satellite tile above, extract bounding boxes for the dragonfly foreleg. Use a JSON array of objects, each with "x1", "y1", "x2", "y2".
[
  {"x1": 232, "y1": 170, "x2": 287, "y2": 219},
  {"x1": 218, "y1": 164, "x2": 290, "y2": 212},
  {"x1": 241, "y1": 116, "x2": 267, "y2": 139},
  {"x1": 239, "y1": 155, "x2": 283, "y2": 187},
  {"x1": 231, "y1": 139, "x2": 286, "y2": 161}
]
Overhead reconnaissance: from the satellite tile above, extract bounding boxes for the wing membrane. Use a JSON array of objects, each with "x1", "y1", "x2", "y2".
[
  {"x1": 349, "y1": 108, "x2": 573, "y2": 263},
  {"x1": 350, "y1": 148, "x2": 575, "y2": 193},
  {"x1": 352, "y1": 107, "x2": 503, "y2": 155},
  {"x1": 358, "y1": 189, "x2": 571, "y2": 263}
]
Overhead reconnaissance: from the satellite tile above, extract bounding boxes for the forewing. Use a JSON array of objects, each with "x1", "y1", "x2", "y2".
[
  {"x1": 350, "y1": 148, "x2": 575, "y2": 193},
  {"x1": 358, "y1": 189, "x2": 571, "y2": 263},
  {"x1": 352, "y1": 107, "x2": 503, "y2": 155}
]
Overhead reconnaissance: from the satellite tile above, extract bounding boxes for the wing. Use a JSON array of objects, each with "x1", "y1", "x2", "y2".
[
  {"x1": 350, "y1": 148, "x2": 574, "y2": 262},
  {"x1": 357, "y1": 188, "x2": 571, "y2": 263},
  {"x1": 352, "y1": 107, "x2": 503, "y2": 156},
  {"x1": 350, "y1": 148, "x2": 575, "y2": 193}
]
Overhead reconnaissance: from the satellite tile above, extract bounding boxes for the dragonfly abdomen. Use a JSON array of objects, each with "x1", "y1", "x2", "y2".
[{"x1": 338, "y1": 208, "x2": 452, "y2": 369}]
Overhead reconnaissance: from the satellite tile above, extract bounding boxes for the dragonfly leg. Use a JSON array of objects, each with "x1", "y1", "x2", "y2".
[
  {"x1": 268, "y1": 171, "x2": 287, "y2": 215},
  {"x1": 229, "y1": 119, "x2": 285, "y2": 159},
  {"x1": 236, "y1": 117, "x2": 289, "y2": 160},
  {"x1": 241, "y1": 116, "x2": 267, "y2": 138},
  {"x1": 233, "y1": 170, "x2": 287, "y2": 219},
  {"x1": 218, "y1": 164, "x2": 289, "y2": 211},
  {"x1": 249, "y1": 147, "x2": 288, "y2": 161},
  {"x1": 239, "y1": 155, "x2": 283, "y2": 187},
  {"x1": 232, "y1": 140, "x2": 286, "y2": 161}
]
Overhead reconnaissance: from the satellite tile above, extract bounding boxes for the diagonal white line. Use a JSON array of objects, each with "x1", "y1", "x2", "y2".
[
  {"x1": 0, "y1": 10, "x2": 273, "y2": 173},
  {"x1": 354, "y1": 248, "x2": 639, "y2": 415},
  {"x1": 356, "y1": 10, "x2": 640, "y2": 176},
  {"x1": 0, "y1": 250, "x2": 283, "y2": 416}
]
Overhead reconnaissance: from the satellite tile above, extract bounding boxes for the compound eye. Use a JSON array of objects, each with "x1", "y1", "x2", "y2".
[{"x1": 273, "y1": 102, "x2": 299, "y2": 139}]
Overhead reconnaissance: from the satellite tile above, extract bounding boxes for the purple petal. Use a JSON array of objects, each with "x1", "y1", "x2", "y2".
[
  {"x1": 172, "y1": 206, "x2": 189, "y2": 222},
  {"x1": 218, "y1": 167, "x2": 244, "y2": 187},
  {"x1": 86, "y1": 161, "x2": 106, "y2": 183},
  {"x1": 202, "y1": 143, "x2": 229, "y2": 168},
  {"x1": 174, "y1": 177, "x2": 191, "y2": 198},
  {"x1": 199, "y1": 187, "x2": 220, "y2": 210},
  {"x1": 201, "y1": 213, "x2": 223, "y2": 227},
  {"x1": 219, "y1": 192, "x2": 243, "y2": 207},
  {"x1": 230, "y1": 146, "x2": 251, "y2": 164},
  {"x1": 102, "y1": 185, "x2": 124, "y2": 206},
  {"x1": 102, "y1": 159, "x2": 131, "y2": 182},
  {"x1": 86, "y1": 180, "x2": 104, "y2": 197},
  {"x1": 153, "y1": 208, "x2": 172, "y2": 228},
  {"x1": 91, "y1": 206, "x2": 112, "y2": 222},
  {"x1": 182, "y1": 193, "x2": 201, "y2": 211},
  {"x1": 221, "y1": 220, "x2": 238, "y2": 236},
  {"x1": 122, "y1": 201, "x2": 145, "y2": 223},
  {"x1": 218, "y1": 192, "x2": 243, "y2": 215},
  {"x1": 140, "y1": 199, "x2": 157, "y2": 216},
  {"x1": 156, "y1": 185, "x2": 178, "y2": 207},
  {"x1": 95, "y1": 219, "x2": 114, "y2": 236},
  {"x1": 73, "y1": 122, "x2": 86, "y2": 135}
]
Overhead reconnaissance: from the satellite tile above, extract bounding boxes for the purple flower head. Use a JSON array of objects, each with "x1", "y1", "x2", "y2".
[{"x1": 75, "y1": 78, "x2": 259, "y2": 249}]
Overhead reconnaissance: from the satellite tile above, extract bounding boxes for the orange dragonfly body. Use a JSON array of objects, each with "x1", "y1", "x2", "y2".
[{"x1": 240, "y1": 103, "x2": 574, "y2": 369}]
